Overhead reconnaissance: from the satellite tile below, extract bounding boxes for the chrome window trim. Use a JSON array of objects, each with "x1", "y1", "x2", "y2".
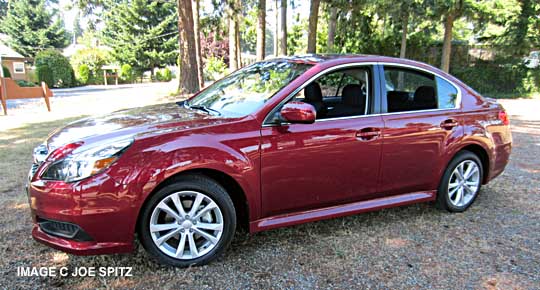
[
  {"x1": 380, "y1": 63, "x2": 462, "y2": 111},
  {"x1": 262, "y1": 61, "x2": 462, "y2": 127}
]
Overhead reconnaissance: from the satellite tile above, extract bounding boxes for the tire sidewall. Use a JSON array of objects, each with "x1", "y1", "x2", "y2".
[
  {"x1": 438, "y1": 151, "x2": 484, "y2": 212},
  {"x1": 138, "y1": 176, "x2": 236, "y2": 267}
]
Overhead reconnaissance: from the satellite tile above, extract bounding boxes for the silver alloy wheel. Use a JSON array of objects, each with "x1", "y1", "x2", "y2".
[
  {"x1": 448, "y1": 160, "x2": 481, "y2": 207},
  {"x1": 149, "y1": 190, "x2": 224, "y2": 260}
]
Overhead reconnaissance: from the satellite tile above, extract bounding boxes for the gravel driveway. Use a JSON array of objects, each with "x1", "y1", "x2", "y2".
[{"x1": 0, "y1": 98, "x2": 538, "y2": 289}]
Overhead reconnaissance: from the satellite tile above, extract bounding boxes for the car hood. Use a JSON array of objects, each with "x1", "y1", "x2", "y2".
[{"x1": 46, "y1": 102, "x2": 234, "y2": 150}]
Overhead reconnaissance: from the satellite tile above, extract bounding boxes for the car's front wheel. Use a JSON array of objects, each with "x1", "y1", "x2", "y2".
[
  {"x1": 139, "y1": 175, "x2": 236, "y2": 267},
  {"x1": 436, "y1": 151, "x2": 483, "y2": 212}
]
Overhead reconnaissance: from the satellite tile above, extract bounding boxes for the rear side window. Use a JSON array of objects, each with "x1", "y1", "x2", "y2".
[
  {"x1": 383, "y1": 67, "x2": 459, "y2": 112},
  {"x1": 436, "y1": 76, "x2": 458, "y2": 109}
]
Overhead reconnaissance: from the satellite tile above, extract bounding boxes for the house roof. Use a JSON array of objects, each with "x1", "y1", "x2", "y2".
[{"x1": 0, "y1": 34, "x2": 25, "y2": 59}]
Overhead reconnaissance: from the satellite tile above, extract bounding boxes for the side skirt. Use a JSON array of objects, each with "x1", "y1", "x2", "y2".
[{"x1": 249, "y1": 191, "x2": 436, "y2": 233}]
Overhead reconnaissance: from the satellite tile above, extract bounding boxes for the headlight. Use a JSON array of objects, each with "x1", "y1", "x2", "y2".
[{"x1": 41, "y1": 138, "x2": 133, "y2": 182}]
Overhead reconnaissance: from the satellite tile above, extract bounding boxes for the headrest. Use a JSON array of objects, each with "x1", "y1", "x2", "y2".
[
  {"x1": 304, "y1": 82, "x2": 323, "y2": 103},
  {"x1": 342, "y1": 84, "x2": 365, "y2": 107}
]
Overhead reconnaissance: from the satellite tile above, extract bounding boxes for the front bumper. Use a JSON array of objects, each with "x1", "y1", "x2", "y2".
[{"x1": 27, "y1": 173, "x2": 138, "y2": 255}]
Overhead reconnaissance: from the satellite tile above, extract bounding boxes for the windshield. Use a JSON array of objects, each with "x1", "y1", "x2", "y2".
[{"x1": 187, "y1": 61, "x2": 313, "y2": 117}]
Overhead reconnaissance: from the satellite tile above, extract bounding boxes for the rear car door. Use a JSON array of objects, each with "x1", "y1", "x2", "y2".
[
  {"x1": 260, "y1": 65, "x2": 384, "y2": 217},
  {"x1": 378, "y1": 64, "x2": 464, "y2": 195}
]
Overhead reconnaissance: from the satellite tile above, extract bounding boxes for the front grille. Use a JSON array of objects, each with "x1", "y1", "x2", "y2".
[{"x1": 37, "y1": 217, "x2": 93, "y2": 241}]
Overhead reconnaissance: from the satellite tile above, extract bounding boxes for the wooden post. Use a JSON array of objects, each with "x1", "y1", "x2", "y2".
[
  {"x1": 0, "y1": 79, "x2": 7, "y2": 115},
  {"x1": 41, "y1": 82, "x2": 52, "y2": 112},
  {"x1": 115, "y1": 69, "x2": 118, "y2": 85},
  {"x1": 103, "y1": 70, "x2": 108, "y2": 86}
]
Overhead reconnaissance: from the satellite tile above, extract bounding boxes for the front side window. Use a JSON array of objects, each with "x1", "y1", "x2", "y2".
[
  {"x1": 286, "y1": 67, "x2": 371, "y2": 120},
  {"x1": 384, "y1": 67, "x2": 459, "y2": 112},
  {"x1": 188, "y1": 61, "x2": 312, "y2": 117}
]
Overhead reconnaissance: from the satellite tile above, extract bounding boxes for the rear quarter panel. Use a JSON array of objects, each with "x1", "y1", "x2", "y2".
[{"x1": 454, "y1": 89, "x2": 512, "y2": 183}]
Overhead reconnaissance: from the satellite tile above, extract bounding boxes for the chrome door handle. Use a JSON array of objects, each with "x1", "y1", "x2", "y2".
[
  {"x1": 356, "y1": 128, "x2": 381, "y2": 141},
  {"x1": 440, "y1": 119, "x2": 459, "y2": 130}
]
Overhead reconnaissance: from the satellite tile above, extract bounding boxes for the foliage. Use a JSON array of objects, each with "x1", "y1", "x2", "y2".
[
  {"x1": 15, "y1": 80, "x2": 37, "y2": 87},
  {"x1": 451, "y1": 60, "x2": 540, "y2": 97},
  {"x1": 101, "y1": 0, "x2": 178, "y2": 75},
  {"x1": 78, "y1": 64, "x2": 90, "y2": 85},
  {"x1": 35, "y1": 49, "x2": 75, "y2": 88},
  {"x1": 204, "y1": 56, "x2": 228, "y2": 81},
  {"x1": 120, "y1": 64, "x2": 134, "y2": 83},
  {"x1": 2, "y1": 66, "x2": 10, "y2": 78},
  {"x1": 0, "y1": 0, "x2": 69, "y2": 58},
  {"x1": 155, "y1": 68, "x2": 173, "y2": 82},
  {"x1": 36, "y1": 64, "x2": 54, "y2": 88},
  {"x1": 200, "y1": 32, "x2": 229, "y2": 64},
  {"x1": 70, "y1": 47, "x2": 111, "y2": 85},
  {"x1": 28, "y1": 70, "x2": 39, "y2": 83}
]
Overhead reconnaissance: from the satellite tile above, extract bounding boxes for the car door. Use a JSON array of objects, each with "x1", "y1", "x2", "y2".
[
  {"x1": 378, "y1": 64, "x2": 464, "y2": 195},
  {"x1": 259, "y1": 65, "x2": 384, "y2": 217}
]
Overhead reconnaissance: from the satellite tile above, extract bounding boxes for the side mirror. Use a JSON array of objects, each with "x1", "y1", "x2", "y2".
[{"x1": 280, "y1": 101, "x2": 316, "y2": 124}]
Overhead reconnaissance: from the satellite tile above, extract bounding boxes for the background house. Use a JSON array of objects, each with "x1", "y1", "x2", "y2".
[{"x1": 0, "y1": 34, "x2": 30, "y2": 81}]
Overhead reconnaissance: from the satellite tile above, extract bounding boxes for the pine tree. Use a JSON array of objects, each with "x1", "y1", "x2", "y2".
[
  {"x1": 0, "y1": 0, "x2": 70, "y2": 58},
  {"x1": 101, "y1": 0, "x2": 178, "y2": 75}
]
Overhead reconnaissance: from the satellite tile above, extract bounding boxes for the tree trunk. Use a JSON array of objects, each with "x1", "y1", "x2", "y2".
[
  {"x1": 274, "y1": 0, "x2": 278, "y2": 56},
  {"x1": 228, "y1": 0, "x2": 239, "y2": 71},
  {"x1": 236, "y1": 20, "x2": 241, "y2": 67},
  {"x1": 177, "y1": 0, "x2": 199, "y2": 93},
  {"x1": 327, "y1": 6, "x2": 337, "y2": 53},
  {"x1": 441, "y1": 14, "x2": 454, "y2": 73},
  {"x1": 192, "y1": 0, "x2": 204, "y2": 87},
  {"x1": 399, "y1": 12, "x2": 408, "y2": 59},
  {"x1": 307, "y1": 0, "x2": 320, "y2": 53},
  {"x1": 279, "y1": 0, "x2": 287, "y2": 55},
  {"x1": 256, "y1": 0, "x2": 266, "y2": 61}
]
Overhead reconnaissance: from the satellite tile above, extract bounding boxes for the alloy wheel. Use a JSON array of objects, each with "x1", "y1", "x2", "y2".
[
  {"x1": 447, "y1": 160, "x2": 481, "y2": 207},
  {"x1": 149, "y1": 190, "x2": 224, "y2": 260}
]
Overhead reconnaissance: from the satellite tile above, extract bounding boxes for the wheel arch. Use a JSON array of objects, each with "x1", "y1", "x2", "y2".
[
  {"x1": 135, "y1": 168, "x2": 251, "y2": 237},
  {"x1": 449, "y1": 143, "x2": 490, "y2": 184}
]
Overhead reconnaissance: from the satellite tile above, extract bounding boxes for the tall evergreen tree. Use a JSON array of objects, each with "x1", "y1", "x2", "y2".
[
  {"x1": 0, "y1": 0, "x2": 69, "y2": 58},
  {"x1": 0, "y1": 0, "x2": 8, "y2": 19},
  {"x1": 101, "y1": 0, "x2": 178, "y2": 75}
]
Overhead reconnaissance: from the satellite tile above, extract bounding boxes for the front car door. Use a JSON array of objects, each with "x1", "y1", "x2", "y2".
[
  {"x1": 378, "y1": 64, "x2": 464, "y2": 195},
  {"x1": 260, "y1": 64, "x2": 384, "y2": 217}
]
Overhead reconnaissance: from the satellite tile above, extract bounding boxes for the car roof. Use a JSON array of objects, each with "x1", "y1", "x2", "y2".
[{"x1": 269, "y1": 54, "x2": 436, "y2": 69}]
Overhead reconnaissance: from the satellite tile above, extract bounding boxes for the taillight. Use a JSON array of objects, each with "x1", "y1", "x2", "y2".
[{"x1": 498, "y1": 110, "x2": 509, "y2": 125}]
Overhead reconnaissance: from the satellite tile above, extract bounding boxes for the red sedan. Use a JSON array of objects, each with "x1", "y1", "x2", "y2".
[{"x1": 27, "y1": 55, "x2": 512, "y2": 267}]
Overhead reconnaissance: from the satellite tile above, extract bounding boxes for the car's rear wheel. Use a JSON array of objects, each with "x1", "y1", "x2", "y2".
[
  {"x1": 436, "y1": 151, "x2": 483, "y2": 212},
  {"x1": 139, "y1": 175, "x2": 236, "y2": 267}
]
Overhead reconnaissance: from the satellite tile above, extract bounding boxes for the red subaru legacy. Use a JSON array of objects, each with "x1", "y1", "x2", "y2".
[{"x1": 27, "y1": 55, "x2": 512, "y2": 267}]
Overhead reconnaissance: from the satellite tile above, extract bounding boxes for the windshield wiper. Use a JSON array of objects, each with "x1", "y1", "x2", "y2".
[{"x1": 188, "y1": 104, "x2": 221, "y2": 116}]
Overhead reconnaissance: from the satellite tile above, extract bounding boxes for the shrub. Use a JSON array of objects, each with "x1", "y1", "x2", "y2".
[
  {"x1": 35, "y1": 49, "x2": 75, "y2": 88},
  {"x1": 36, "y1": 64, "x2": 54, "y2": 88},
  {"x1": 120, "y1": 64, "x2": 133, "y2": 83},
  {"x1": 27, "y1": 69, "x2": 38, "y2": 84},
  {"x1": 16, "y1": 80, "x2": 37, "y2": 87},
  {"x1": 78, "y1": 64, "x2": 90, "y2": 85},
  {"x1": 162, "y1": 67, "x2": 172, "y2": 82},
  {"x1": 155, "y1": 70, "x2": 163, "y2": 82},
  {"x1": 204, "y1": 56, "x2": 228, "y2": 81},
  {"x1": 70, "y1": 48, "x2": 111, "y2": 85},
  {"x1": 2, "y1": 65, "x2": 11, "y2": 78}
]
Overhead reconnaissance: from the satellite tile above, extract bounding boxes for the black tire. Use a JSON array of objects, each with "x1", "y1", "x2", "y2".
[
  {"x1": 138, "y1": 174, "x2": 236, "y2": 267},
  {"x1": 436, "y1": 151, "x2": 484, "y2": 212}
]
